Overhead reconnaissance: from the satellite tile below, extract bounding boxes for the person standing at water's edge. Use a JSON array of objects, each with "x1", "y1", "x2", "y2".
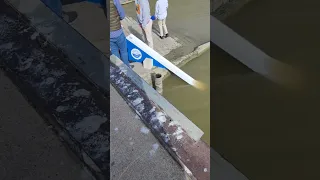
[
  {"x1": 110, "y1": 0, "x2": 130, "y2": 66},
  {"x1": 135, "y1": 0, "x2": 154, "y2": 49},
  {"x1": 155, "y1": 0, "x2": 169, "y2": 39}
]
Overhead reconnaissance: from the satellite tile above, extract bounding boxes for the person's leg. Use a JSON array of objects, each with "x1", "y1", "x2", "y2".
[
  {"x1": 140, "y1": 25, "x2": 147, "y2": 43},
  {"x1": 110, "y1": 37, "x2": 121, "y2": 60},
  {"x1": 143, "y1": 20, "x2": 154, "y2": 49},
  {"x1": 41, "y1": 0, "x2": 63, "y2": 17},
  {"x1": 163, "y1": 18, "x2": 168, "y2": 37},
  {"x1": 158, "y1": 19, "x2": 164, "y2": 37},
  {"x1": 116, "y1": 33, "x2": 130, "y2": 66},
  {"x1": 147, "y1": 20, "x2": 154, "y2": 48}
]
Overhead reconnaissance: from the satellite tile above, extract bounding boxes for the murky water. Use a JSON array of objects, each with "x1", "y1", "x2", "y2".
[
  {"x1": 163, "y1": 51, "x2": 210, "y2": 145},
  {"x1": 162, "y1": 44, "x2": 252, "y2": 146},
  {"x1": 123, "y1": 0, "x2": 211, "y2": 144},
  {"x1": 123, "y1": 0, "x2": 320, "y2": 178},
  {"x1": 211, "y1": 0, "x2": 320, "y2": 180}
]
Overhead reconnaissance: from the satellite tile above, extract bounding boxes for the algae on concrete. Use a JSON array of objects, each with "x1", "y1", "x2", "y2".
[
  {"x1": 0, "y1": 70, "x2": 95, "y2": 180},
  {"x1": 110, "y1": 86, "x2": 186, "y2": 180}
]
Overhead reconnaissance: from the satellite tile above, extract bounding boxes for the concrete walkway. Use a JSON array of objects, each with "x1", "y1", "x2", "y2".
[
  {"x1": 110, "y1": 86, "x2": 186, "y2": 180},
  {"x1": 63, "y1": 1, "x2": 210, "y2": 80},
  {"x1": 63, "y1": 0, "x2": 210, "y2": 63},
  {"x1": 121, "y1": 16, "x2": 182, "y2": 58},
  {"x1": 63, "y1": 2, "x2": 186, "y2": 179},
  {"x1": 122, "y1": 0, "x2": 210, "y2": 62},
  {"x1": 0, "y1": 70, "x2": 94, "y2": 180}
]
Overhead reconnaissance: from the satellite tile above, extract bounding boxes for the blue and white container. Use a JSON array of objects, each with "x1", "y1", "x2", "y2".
[{"x1": 126, "y1": 34, "x2": 166, "y2": 69}]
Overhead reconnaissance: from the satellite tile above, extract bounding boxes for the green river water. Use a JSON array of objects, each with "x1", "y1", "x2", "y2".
[
  {"x1": 163, "y1": 51, "x2": 210, "y2": 145},
  {"x1": 211, "y1": 0, "x2": 320, "y2": 180},
  {"x1": 166, "y1": 0, "x2": 320, "y2": 179}
]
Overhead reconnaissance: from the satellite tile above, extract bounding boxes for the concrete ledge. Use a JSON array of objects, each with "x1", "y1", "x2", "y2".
[
  {"x1": 111, "y1": 57, "x2": 205, "y2": 142},
  {"x1": 111, "y1": 59, "x2": 204, "y2": 141},
  {"x1": 0, "y1": 1, "x2": 111, "y2": 179},
  {"x1": 153, "y1": 42, "x2": 210, "y2": 80},
  {"x1": 110, "y1": 56, "x2": 210, "y2": 180},
  {"x1": 121, "y1": 15, "x2": 209, "y2": 80},
  {"x1": 9, "y1": 0, "x2": 110, "y2": 92},
  {"x1": 173, "y1": 42, "x2": 211, "y2": 68}
]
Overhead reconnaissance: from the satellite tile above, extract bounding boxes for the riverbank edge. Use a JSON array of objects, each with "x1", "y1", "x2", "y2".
[
  {"x1": 111, "y1": 55, "x2": 210, "y2": 180},
  {"x1": 1, "y1": 2, "x2": 111, "y2": 178},
  {"x1": 153, "y1": 42, "x2": 211, "y2": 80}
]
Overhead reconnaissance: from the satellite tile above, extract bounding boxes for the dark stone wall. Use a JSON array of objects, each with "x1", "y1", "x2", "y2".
[{"x1": 0, "y1": 1, "x2": 109, "y2": 179}]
